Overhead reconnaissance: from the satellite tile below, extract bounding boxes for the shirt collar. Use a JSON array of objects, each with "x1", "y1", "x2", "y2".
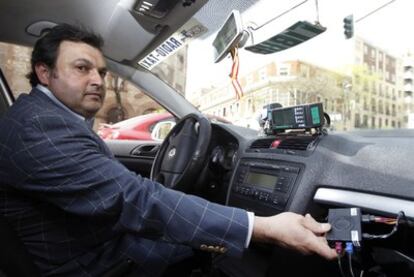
[{"x1": 36, "y1": 84, "x2": 95, "y2": 128}]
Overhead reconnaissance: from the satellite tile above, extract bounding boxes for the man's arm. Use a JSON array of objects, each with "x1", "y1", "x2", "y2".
[
  {"x1": 8, "y1": 115, "x2": 249, "y2": 257},
  {"x1": 11, "y1": 115, "x2": 335, "y2": 260}
]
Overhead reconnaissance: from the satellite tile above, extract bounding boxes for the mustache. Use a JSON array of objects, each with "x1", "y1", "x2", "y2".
[
  {"x1": 85, "y1": 87, "x2": 104, "y2": 95},
  {"x1": 84, "y1": 88, "x2": 105, "y2": 99}
]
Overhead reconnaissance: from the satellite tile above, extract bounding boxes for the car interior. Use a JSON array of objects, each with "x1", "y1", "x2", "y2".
[{"x1": 0, "y1": 0, "x2": 413, "y2": 276}]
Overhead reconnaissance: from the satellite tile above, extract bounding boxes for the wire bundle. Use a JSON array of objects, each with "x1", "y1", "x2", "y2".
[
  {"x1": 335, "y1": 210, "x2": 412, "y2": 276},
  {"x1": 362, "y1": 211, "x2": 405, "y2": 240}
]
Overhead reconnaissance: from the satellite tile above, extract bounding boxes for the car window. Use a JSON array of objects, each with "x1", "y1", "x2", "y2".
[
  {"x1": 0, "y1": 42, "x2": 173, "y2": 142},
  {"x1": 97, "y1": 78, "x2": 172, "y2": 141},
  {"x1": 0, "y1": 43, "x2": 31, "y2": 99}
]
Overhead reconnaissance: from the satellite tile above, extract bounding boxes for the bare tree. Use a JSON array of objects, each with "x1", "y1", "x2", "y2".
[
  {"x1": 278, "y1": 72, "x2": 344, "y2": 105},
  {"x1": 109, "y1": 74, "x2": 126, "y2": 123}
]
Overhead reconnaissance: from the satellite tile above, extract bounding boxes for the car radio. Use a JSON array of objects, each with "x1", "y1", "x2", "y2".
[{"x1": 228, "y1": 159, "x2": 302, "y2": 216}]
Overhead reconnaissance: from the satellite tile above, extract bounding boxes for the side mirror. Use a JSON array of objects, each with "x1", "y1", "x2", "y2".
[{"x1": 151, "y1": 120, "x2": 176, "y2": 141}]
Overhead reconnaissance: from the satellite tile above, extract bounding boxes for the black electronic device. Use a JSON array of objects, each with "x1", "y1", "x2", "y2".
[
  {"x1": 269, "y1": 103, "x2": 324, "y2": 132},
  {"x1": 327, "y1": 208, "x2": 362, "y2": 247},
  {"x1": 228, "y1": 159, "x2": 301, "y2": 216},
  {"x1": 212, "y1": 10, "x2": 245, "y2": 63}
]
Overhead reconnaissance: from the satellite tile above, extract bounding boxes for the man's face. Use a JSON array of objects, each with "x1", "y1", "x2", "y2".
[{"x1": 39, "y1": 41, "x2": 107, "y2": 118}]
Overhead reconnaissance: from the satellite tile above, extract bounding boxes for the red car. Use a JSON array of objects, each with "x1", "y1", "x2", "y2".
[
  {"x1": 97, "y1": 112, "x2": 176, "y2": 140},
  {"x1": 97, "y1": 112, "x2": 231, "y2": 141}
]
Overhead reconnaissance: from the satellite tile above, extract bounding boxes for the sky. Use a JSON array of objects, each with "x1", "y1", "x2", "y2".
[{"x1": 185, "y1": 0, "x2": 414, "y2": 93}]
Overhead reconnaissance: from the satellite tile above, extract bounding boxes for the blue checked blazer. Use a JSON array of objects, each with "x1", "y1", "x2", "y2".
[{"x1": 0, "y1": 88, "x2": 249, "y2": 276}]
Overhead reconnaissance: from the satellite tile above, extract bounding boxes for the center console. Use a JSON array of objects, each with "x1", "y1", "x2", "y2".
[{"x1": 227, "y1": 158, "x2": 302, "y2": 216}]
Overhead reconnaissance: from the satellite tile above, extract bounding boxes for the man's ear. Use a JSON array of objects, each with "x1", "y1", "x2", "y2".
[{"x1": 34, "y1": 63, "x2": 51, "y2": 86}]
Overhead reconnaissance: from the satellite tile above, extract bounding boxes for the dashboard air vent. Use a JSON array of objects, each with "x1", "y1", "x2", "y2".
[
  {"x1": 249, "y1": 135, "x2": 318, "y2": 152},
  {"x1": 249, "y1": 138, "x2": 274, "y2": 149},
  {"x1": 277, "y1": 137, "x2": 315, "y2": 151}
]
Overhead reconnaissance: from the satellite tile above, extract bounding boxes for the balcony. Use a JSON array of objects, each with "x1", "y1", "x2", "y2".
[
  {"x1": 404, "y1": 71, "x2": 414, "y2": 80},
  {"x1": 403, "y1": 59, "x2": 414, "y2": 67},
  {"x1": 404, "y1": 83, "x2": 414, "y2": 93}
]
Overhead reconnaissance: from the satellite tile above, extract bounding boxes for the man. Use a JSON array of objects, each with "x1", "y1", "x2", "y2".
[{"x1": 0, "y1": 24, "x2": 336, "y2": 276}]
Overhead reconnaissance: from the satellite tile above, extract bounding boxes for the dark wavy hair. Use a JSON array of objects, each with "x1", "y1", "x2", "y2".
[{"x1": 27, "y1": 23, "x2": 104, "y2": 87}]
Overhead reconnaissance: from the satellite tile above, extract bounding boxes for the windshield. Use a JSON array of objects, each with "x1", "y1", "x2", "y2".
[{"x1": 149, "y1": 0, "x2": 414, "y2": 131}]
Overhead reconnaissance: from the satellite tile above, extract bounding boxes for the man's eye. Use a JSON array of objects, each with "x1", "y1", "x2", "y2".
[{"x1": 77, "y1": 65, "x2": 88, "y2": 72}]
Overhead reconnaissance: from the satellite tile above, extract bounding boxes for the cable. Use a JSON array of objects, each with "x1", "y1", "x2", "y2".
[
  {"x1": 362, "y1": 211, "x2": 413, "y2": 226},
  {"x1": 355, "y1": 0, "x2": 397, "y2": 23},
  {"x1": 335, "y1": 242, "x2": 346, "y2": 277},
  {"x1": 401, "y1": 214, "x2": 414, "y2": 227},
  {"x1": 248, "y1": 0, "x2": 309, "y2": 31},
  {"x1": 314, "y1": 0, "x2": 320, "y2": 23},
  {"x1": 348, "y1": 252, "x2": 355, "y2": 277},
  {"x1": 362, "y1": 211, "x2": 405, "y2": 240},
  {"x1": 337, "y1": 255, "x2": 346, "y2": 277},
  {"x1": 393, "y1": 250, "x2": 414, "y2": 264},
  {"x1": 362, "y1": 214, "x2": 397, "y2": 224},
  {"x1": 345, "y1": 242, "x2": 355, "y2": 277}
]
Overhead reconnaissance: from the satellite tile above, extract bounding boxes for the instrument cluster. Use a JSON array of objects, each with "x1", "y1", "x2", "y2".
[{"x1": 210, "y1": 143, "x2": 238, "y2": 171}]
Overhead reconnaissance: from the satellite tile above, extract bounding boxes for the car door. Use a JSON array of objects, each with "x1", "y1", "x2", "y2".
[
  {"x1": 105, "y1": 139, "x2": 161, "y2": 178},
  {"x1": 96, "y1": 75, "x2": 175, "y2": 179}
]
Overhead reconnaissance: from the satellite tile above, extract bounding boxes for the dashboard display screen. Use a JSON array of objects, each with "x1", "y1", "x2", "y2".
[
  {"x1": 270, "y1": 103, "x2": 324, "y2": 131},
  {"x1": 246, "y1": 172, "x2": 278, "y2": 190}
]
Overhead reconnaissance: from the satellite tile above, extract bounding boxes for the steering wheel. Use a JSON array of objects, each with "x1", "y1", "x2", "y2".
[{"x1": 150, "y1": 113, "x2": 211, "y2": 191}]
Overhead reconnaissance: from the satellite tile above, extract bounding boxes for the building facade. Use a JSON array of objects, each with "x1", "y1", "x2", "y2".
[
  {"x1": 191, "y1": 36, "x2": 411, "y2": 131},
  {"x1": 402, "y1": 53, "x2": 414, "y2": 128},
  {"x1": 190, "y1": 60, "x2": 347, "y2": 130},
  {"x1": 352, "y1": 37, "x2": 406, "y2": 129}
]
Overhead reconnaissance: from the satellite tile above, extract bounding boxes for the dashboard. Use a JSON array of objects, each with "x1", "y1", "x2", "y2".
[
  {"x1": 108, "y1": 120, "x2": 414, "y2": 222},
  {"x1": 207, "y1": 124, "x2": 414, "y2": 220},
  {"x1": 107, "y1": 119, "x2": 414, "y2": 276},
  {"x1": 206, "y1": 123, "x2": 414, "y2": 276}
]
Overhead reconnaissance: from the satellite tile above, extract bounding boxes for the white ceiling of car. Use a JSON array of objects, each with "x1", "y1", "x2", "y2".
[{"x1": 0, "y1": 0, "x2": 259, "y2": 66}]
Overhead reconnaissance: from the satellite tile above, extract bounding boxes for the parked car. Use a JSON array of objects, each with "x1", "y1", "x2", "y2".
[
  {"x1": 97, "y1": 112, "x2": 231, "y2": 141},
  {"x1": 97, "y1": 112, "x2": 175, "y2": 140}
]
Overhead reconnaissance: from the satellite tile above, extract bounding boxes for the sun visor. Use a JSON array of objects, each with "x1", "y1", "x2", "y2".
[
  {"x1": 129, "y1": 0, "x2": 208, "y2": 68},
  {"x1": 138, "y1": 18, "x2": 208, "y2": 70},
  {"x1": 102, "y1": 2, "x2": 156, "y2": 63}
]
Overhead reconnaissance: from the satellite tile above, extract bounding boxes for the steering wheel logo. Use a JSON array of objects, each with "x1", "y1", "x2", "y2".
[{"x1": 168, "y1": 148, "x2": 176, "y2": 158}]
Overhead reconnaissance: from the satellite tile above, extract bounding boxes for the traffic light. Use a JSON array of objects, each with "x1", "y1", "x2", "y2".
[{"x1": 343, "y1": 15, "x2": 354, "y2": 39}]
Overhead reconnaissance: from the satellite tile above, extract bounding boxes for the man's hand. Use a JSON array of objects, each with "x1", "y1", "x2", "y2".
[{"x1": 252, "y1": 212, "x2": 337, "y2": 260}]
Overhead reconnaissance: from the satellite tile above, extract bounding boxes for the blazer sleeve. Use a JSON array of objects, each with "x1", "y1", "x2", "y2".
[{"x1": 8, "y1": 114, "x2": 249, "y2": 257}]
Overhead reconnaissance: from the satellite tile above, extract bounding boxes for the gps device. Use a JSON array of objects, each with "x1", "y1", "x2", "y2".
[
  {"x1": 269, "y1": 103, "x2": 324, "y2": 132},
  {"x1": 212, "y1": 10, "x2": 244, "y2": 63}
]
